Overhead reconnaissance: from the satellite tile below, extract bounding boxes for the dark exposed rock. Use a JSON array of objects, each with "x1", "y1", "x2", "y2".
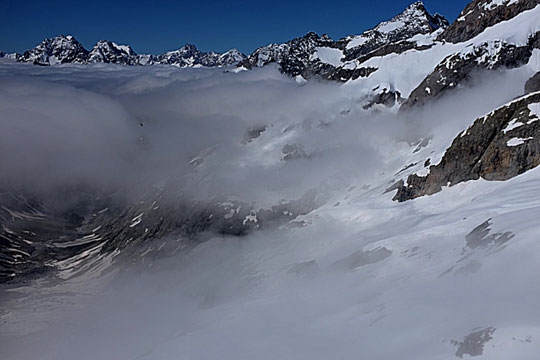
[
  {"x1": 344, "y1": 40, "x2": 434, "y2": 65},
  {"x1": 451, "y1": 327, "x2": 496, "y2": 358},
  {"x1": 241, "y1": 125, "x2": 267, "y2": 144},
  {"x1": 439, "y1": 0, "x2": 539, "y2": 44},
  {"x1": 394, "y1": 91, "x2": 540, "y2": 201},
  {"x1": 465, "y1": 219, "x2": 514, "y2": 250},
  {"x1": 325, "y1": 66, "x2": 378, "y2": 82},
  {"x1": 525, "y1": 71, "x2": 540, "y2": 94},
  {"x1": 401, "y1": 32, "x2": 540, "y2": 110},
  {"x1": 362, "y1": 84, "x2": 403, "y2": 110}
]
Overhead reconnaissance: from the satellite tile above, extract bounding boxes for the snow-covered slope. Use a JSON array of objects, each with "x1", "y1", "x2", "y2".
[
  {"x1": 338, "y1": 0, "x2": 540, "y2": 110},
  {"x1": 1, "y1": 59, "x2": 540, "y2": 359},
  {"x1": 1, "y1": 0, "x2": 540, "y2": 359},
  {"x1": 237, "y1": 0, "x2": 540, "y2": 107}
]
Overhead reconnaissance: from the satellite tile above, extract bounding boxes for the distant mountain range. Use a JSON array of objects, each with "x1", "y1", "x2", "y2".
[
  {"x1": 1, "y1": 35, "x2": 246, "y2": 67},
  {"x1": 1, "y1": 0, "x2": 538, "y2": 114},
  {"x1": 3, "y1": 0, "x2": 538, "y2": 84}
]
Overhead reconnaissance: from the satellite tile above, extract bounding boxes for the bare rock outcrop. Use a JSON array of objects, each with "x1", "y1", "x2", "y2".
[{"x1": 394, "y1": 91, "x2": 540, "y2": 201}]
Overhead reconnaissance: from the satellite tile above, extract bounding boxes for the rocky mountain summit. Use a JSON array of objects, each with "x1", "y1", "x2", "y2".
[
  {"x1": 337, "y1": 1, "x2": 448, "y2": 61},
  {"x1": 15, "y1": 35, "x2": 246, "y2": 67},
  {"x1": 19, "y1": 35, "x2": 89, "y2": 65},
  {"x1": 88, "y1": 40, "x2": 138, "y2": 65},
  {"x1": 239, "y1": 1, "x2": 449, "y2": 81}
]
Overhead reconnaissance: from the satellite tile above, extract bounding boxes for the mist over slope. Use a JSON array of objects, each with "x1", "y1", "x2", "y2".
[
  {"x1": 1, "y1": 1, "x2": 540, "y2": 359},
  {"x1": 1, "y1": 56, "x2": 539, "y2": 360}
]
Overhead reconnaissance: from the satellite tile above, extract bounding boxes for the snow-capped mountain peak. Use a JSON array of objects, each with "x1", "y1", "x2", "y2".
[
  {"x1": 155, "y1": 43, "x2": 246, "y2": 67},
  {"x1": 217, "y1": 48, "x2": 246, "y2": 66},
  {"x1": 342, "y1": 1, "x2": 449, "y2": 53},
  {"x1": 88, "y1": 40, "x2": 137, "y2": 65},
  {"x1": 20, "y1": 34, "x2": 89, "y2": 65},
  {"x1": 15, "y1": 36, "x2": 247, "y2": 68},
  {"x1": 239, "y1": 1, "x2": 449, "y2": 81}
]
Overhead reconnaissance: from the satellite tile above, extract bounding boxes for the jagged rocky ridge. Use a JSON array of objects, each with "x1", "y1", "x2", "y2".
[
  {"x1": 394, "y1": 90, "x2": 540, "y2": 201},
  {"x1": 238, "y1": 1, "x2": 449, "y2": 81},
  {"x1": 16, "y1": 35, "x2": 246, "y2": 67},
  {"x1": 402, "y1": 32, "x2": 540, "y2": 109}
]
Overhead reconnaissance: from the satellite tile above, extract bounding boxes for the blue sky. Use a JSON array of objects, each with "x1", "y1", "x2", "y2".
[{"x1": 0, "y1": 0, "x2": 471, "y2": 55}]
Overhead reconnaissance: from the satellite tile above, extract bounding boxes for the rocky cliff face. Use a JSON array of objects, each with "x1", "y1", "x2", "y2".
[
  {"x1": 394, "y1": 91, "x2": 540, "y2": 201},
  {"x1": 439, "y1": 0, "x2": 539, "y2": 43},
  {"x1": 401, "y1": 33, "x2": 540, "y2": 109}
]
